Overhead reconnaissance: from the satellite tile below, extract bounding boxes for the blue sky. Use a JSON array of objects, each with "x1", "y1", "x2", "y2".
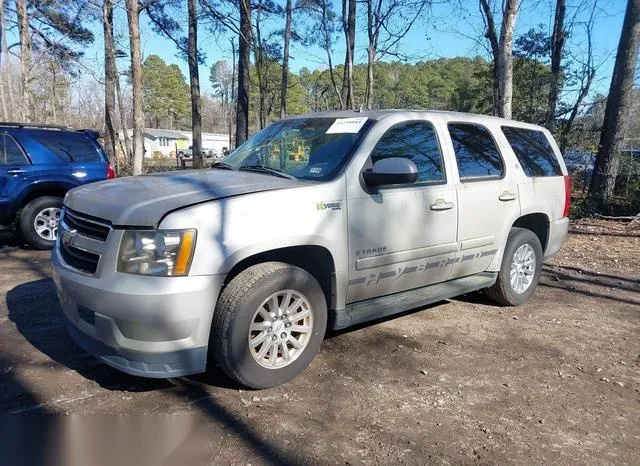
[{"x1": 79, "y1": 0, "x2": 627, "y2": 97}]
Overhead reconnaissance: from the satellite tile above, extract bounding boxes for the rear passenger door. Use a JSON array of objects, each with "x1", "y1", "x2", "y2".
[
  {"x1": 446, "y1": 122, "x2": 520, "y2": 279},
  {"x1": 28, "y1": 132, "x2": 107, "y2": 188},
  {"x1": 0, "y1": 133, "x2": 37, "y2": 224}
]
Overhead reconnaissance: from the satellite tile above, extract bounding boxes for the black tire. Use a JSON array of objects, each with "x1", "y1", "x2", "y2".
[
  {"x1": 485, "y1": 227, "x2": 543, "y2": 306},
  {"x1": 210, "y1": 262, "x2": 327, "y2": 389},
  {"x1": 18, "y1": 196, "x2": 63, "y2": 250}
]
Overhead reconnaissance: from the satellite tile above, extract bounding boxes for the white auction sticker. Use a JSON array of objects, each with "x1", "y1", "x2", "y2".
[{"x1": 325, "y1": 117, "x2": 368, "y2": 134}]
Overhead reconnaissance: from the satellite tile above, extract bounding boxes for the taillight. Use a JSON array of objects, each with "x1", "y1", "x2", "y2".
[
  {"x1": 563, "y1": 175, "x2": 571, "y2": 217},
  {"x1": 107, "y1": 161, "x2": 116, "y2": 179}
]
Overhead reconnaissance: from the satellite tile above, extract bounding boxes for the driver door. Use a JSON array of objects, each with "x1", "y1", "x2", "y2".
[{"x1": 346, "y1": 120, "x2": 458, "y2": 303}]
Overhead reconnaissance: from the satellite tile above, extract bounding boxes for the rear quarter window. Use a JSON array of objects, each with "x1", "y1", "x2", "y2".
[
  {"x1": 502, "y1": 127, "x2": 562, "y2": 177},
  {"x1": 30, "y1": 133, "x2": 104, "y2": 163}
]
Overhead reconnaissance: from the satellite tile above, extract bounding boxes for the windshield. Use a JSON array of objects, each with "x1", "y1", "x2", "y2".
[{"x1": 223, "y1": 117, "x2": 371, "y2": 181}]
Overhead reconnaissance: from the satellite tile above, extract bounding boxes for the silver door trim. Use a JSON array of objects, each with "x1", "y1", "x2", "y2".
[
  {"x1": 460, "y1": 235, "x2": 495, "y2": 251},
  {"x1": 356, "y1": 242, "x2": 458, "y2": 271}
]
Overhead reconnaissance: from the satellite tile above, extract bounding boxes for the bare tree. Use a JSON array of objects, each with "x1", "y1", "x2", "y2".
[
  {"x1": 125, "y1": 0, "x2": 144, "y2": 175},
  {"x1": 364, "y1": 0, "x2": 427, "y2": 109},
  {"x1": 188, "y1": 0, "x2": 203, "y2": 169},
  {"x1": 230, "y1": 39, "x2": 236, "y2": 148},
  {"x1": 103, "y1": 0, "x2": 117, "y2": 163},
  {"x1": 545, "y1": 0, "x2": 565, "y2": 130},
  {"x1": 16, "y1": 0, "x2": 32, "y2": 122},
  {"x1": 236, "y1": 0, "x2": 251, "y2": 145},
  {"x1": 0, "y1": 0, "x2": 14, "y2": 119},
  {"x1": 0, "y1": 0, "x2": 8, "y2": 119},
  {"x1": 589, "y1": 0, "x2": 640, "y2": 202},
  {"x1": 479, "y1": 0, "x2": 520, "y2": 119},
  {"x1": 558, "y1": 0, "x2": 599, "y2": 153},
  {"x1": 280, "y1": 0, "x2": 293, "y2": 118},
  {"x1": 341, "y1": 0, "x2": 356, "y2": 109}
]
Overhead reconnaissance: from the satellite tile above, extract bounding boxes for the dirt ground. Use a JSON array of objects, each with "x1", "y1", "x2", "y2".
[{"x1": 0, "y1": 222, "x2": 638, "y2": 465}]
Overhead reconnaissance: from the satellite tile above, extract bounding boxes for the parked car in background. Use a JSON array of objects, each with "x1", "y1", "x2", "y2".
[
  {"x1": 53, "y1": 110, "x2": 570, "y2": 389},
  {"x1": 0, "y1": 122, "x2": 115, "y2": 249},
  {"x1": 178, "y1": 146, "x2": 222, "y2": 160}
]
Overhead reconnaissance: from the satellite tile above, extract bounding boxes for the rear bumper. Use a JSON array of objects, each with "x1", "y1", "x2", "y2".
[
  {"x1": 545, "y1": 217, "x2": 570, "y2": 260},
  {"x1": 52, "y1": 248, "x2": 225, "y2": 378}
]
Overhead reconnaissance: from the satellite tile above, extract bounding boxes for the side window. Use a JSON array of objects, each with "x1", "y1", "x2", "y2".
[
  {"x1": 370, "y1": 121, "x2": 445, "y2": 183},
  {"x1": 30, "y1": 133, "x2": 103, "y2": 163},
  {"x1": 448, "y1": 123, "x2": 504, "y2": 180},
  {"x1": 502, "y1": 126, "x2": 562, "y2": 177},
  {"x1": 0, "y1": 134, "x2": 28, "y2": 165}
]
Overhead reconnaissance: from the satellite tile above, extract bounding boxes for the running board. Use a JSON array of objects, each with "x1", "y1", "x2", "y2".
[{"x1": 329, "y1": 272, "x2": 497, "y2": 330}]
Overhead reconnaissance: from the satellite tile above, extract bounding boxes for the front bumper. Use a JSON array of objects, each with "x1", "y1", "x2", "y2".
[{"x1": 52, "y1": 248, "x2": 225, "y2": 378}]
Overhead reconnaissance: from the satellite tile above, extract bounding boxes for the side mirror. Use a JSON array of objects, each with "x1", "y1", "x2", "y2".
[{"x1": 363, "y1": 157, "x2": 418, "y2": 187}]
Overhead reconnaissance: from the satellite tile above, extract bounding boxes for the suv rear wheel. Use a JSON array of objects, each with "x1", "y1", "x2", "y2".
[
  {"x1": 19, "y1": 196, "x2": 63, "y2": 250},
  {"x1": 210, "y1": 262, "x2": 327, "y2": 389},
  {"x1": 485, "y1": 227, "x2": 543, "y2": 306}
]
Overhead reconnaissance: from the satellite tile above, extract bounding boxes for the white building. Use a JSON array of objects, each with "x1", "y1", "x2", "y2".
[
  {"x1": 177, "y1": 131, "x2": 230, "y2": 155},
  {"x1": 119, "y1": 129, "x2": 230, "y2": 159}
]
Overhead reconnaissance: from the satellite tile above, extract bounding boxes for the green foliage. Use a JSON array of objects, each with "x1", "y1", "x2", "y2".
[{"x1": 142, "y1": 55, "x2": 191, "y2": 128}]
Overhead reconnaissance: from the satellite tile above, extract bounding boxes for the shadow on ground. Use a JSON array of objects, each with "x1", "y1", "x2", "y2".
[{"x1": 6, "y1": 278, "x2": 172, "y2": 393}]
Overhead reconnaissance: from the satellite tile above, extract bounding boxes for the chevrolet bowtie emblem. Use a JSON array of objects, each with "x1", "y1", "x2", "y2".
[{"x1": 61, "y1": 228, "x2": 77, "y2": 246}]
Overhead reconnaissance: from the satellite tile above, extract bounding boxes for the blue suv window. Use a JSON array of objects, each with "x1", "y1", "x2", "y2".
[
  {"x1": 1, "y1": 134, "x2": 28, "y2": 165},
  {"x1": 31, "y1": 133, "x2": 103, "y2": 163}
]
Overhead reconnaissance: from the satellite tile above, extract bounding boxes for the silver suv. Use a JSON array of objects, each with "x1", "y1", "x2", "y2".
[{"x1": 52, "y1": 110, "x2": 570, "y2": 388}]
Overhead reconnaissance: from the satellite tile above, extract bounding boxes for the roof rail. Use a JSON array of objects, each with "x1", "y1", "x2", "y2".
[{"x1": 0, "y1": 121, "x2": 71, "y2": 130}]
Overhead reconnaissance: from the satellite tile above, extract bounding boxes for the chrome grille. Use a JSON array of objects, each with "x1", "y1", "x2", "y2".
[
  {"x1": 59, "y1": 209, "x2": 111, "y2": 275},
  {"x1": 62, "y1": 208, "x2": 111, "y2": 241}
]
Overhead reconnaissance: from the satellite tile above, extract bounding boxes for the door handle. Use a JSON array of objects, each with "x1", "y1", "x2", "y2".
[
  {"x1": 430, "y1": 199, "x2": 455, "y2": 211},
  {"x1": 7, "y1": 168, "x2": 26, "y2": 175},
  {"x1": 498, "y1": 191, "x2": 518, "y2": 202}
]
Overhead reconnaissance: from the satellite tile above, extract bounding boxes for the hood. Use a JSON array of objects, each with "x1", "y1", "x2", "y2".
[{"x1": 64, "y1": 169, "x2": 302, "y2": 226}]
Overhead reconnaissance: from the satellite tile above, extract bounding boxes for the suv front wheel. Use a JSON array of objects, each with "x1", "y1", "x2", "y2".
[
  {"x1": 19, "y1": 196, "x2": 63, "y2": 250},
  {"x1": 485, "y1": 227, "x2": 543, "y2": 306},
  {"x1": 211, "y1": 262, "x2": 327, "y2": 389}
]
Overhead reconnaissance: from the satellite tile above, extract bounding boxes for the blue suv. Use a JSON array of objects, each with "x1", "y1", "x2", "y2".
[{"x1": 0, "y1": 122, "x2": 115, "y2": 249}]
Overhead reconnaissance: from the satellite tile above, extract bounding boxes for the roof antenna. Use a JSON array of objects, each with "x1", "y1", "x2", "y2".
[{"x1": 356, "y1": 103, "x2": 363, "y2": 112}]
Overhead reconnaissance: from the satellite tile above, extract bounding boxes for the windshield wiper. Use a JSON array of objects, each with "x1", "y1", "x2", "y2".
[
  {"x1": 239, "y1": 165, "x2": 296, "y2": 180},
  {"x1": 211, "y1": 161, "x2": 235, "y2": 170}
]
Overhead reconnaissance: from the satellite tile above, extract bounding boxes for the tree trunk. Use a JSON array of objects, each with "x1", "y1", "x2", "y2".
[
  {"x1": 188, "y1": 0, "x2": 203, "y2": 169},
  {"x1": 341, "y1": 0, "x2": 356, "y2": 109},
  {"x1": 321, "y1": 0, "x2": 342, "y2": 108},
  {"x1": 115, "y1": 73, "x2": 132, "y2": 164},
  {"x1": 236, "y1": 0, "x2": 251, "y2": 146},
  {"x1": 280, "y1": 0, "x2": 292, "y2": 119},
  {"x1": 16, "y1": 0, "x2": 31, "y2": 122},
  {"x1": 125, "y1": 0, "x2": 144, "y2": 175},
  {"x1": 497, "y1": 0, "x2": 518, "y2": 119},
  {"x1": 103, "y1": 0, "x2": 117, "y2": 163},
  {"x1": 364, "y1": 0, "x2": 375, "y2": 110},
  {"x1": 546, "y1": 0, "x2": 565, "y2": 130},
  {"x1": 0, "y1": 0, "x2": 14, "y2": 119},
  {"x1": 479, "y1": 0, "x2": 500, "y2": 116},
  {"x1": 589, "y1": 0, "x2": 640, "y2": 203},
  {"x1": 229, "y1": 38, "x2": 236, "y2": 149},
  {"x1": 253, "y1": 2, "x2": 267, "y2": 129}
]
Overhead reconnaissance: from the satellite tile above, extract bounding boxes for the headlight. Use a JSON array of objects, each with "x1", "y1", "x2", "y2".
[{"x1": 117, "y1": 229, "x2": 196, "y2": 276}]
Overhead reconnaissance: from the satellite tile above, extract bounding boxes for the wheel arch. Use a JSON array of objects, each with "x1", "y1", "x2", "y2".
[
  {"x1": 487, "y1": 212, "x2": 551, "y2": 272},
  {"x1": 222, "y1": 245, "x2": 337, "y2": 311},
  {"x1": 19, "y1": 183, "x2": 72, "y2": 211},
  {"x1": 512, "y1": 212, "x2": 550, "y2": 253}
]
